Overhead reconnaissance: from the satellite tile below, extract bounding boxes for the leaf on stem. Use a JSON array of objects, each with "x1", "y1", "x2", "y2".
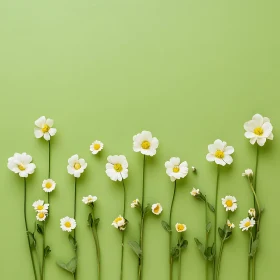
[
  {"x1": 144, "y1": 204, "x2": 151, "y2": 215},
  {"x1": 171, "y1": 247, "x2": 179, "y2": 260},
  {"x1": 194, "y1": 238, "x2": 205, "y2": 258},
  {"x1": 180, "y1": 239, "x2": 188, "y2": 250},
  {"x1": 204, "y1": 246, "x2": 214, "y2": 261},
  {"x1": 161, "y1": 221, "x2": 171, "y2": 232},
  {"x1": 37, "y1": 224, "x2": 44, "y2": 235},
  {"x1": 207, "y1": 203, "x2": 215, "y2": 213},
  {"x1": 68, "y1": 234, "x2": 77, "y2": 251},
  {"x1": 218, "y1": 227, "x2": 225, "y2": 239},
  {"x1": 206, "y1": 222, "x2": 212, "y2": 233},
  {"x1": 250, "y1": 239, "x2": 259, "y2": 257},
  {"x1": 128, "y1": 241, "x2": 142, "y2": 258},
  {"x1": 94, "y1": 218, "x2": 100, "y2": 228},
  {"x1": 27, "y1": 232, "x2": 36, "y2": 248},
  {"x1": 88, "y1": 213, "x2": 93, "y2": 227},
  {"x1": 44, "y1": 246, "x2": 51, "y2": 258},
  {"x1": 57, "y1": 257, "x2": 77, "y2": 274}
]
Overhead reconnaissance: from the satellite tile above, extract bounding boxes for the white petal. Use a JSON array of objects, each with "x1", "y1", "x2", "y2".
[
  {"x1": 267, "y1": 132, "x2": 274, "y2": 140},
  {"x1": 46, "y1": 119, "x2": 54, "y2": 127},
  {"x1": 262, "y1": 122, "x2": 273, "y2": 137},
  {"x1": 49, "y1": 128, "x2": 57, "y2": 136},
  {"x1": 252, "y1": 114, "x2": 264, "y2": 126},
  {"x1": 35, "y1": 116, "x2": 46, "y2": 128},
  {"x1": 44, "y1": 133, "x2": 50, "y2": 141},
  {"x1": 151, "y1": 137, "x2": 159, "y2": 149},
  {"x1": 206, "y1": 154, "x2": 215, "y2": 162},
  {"x1": 223, "y1": 155, "x2": 233, "y2": 165},
  {"x1": 224, "y1": 146, "x2": 234, "y2": 155},
  {"x1": 215, "y1": 158, "x2": 226, "y2": 166},
  {"x1": 263, "y1": 117, "x2": 270, "y2": 123},
  {"x1": 170, "y1": 157, "x2": 180, "y2": 165},
  {"x1": 244, "y1": 120, "x2": 257, "y2": 132},
  {"x1": 245, "y1": 131, "x2": 255, "y2": 139},
  {"x1": 208, "y1": 144, "x2": 216, "y2": 153},
  {"x1": 257, "y1": 138, "x2": 266, "y2": 146},
  {"x1": 213, "y1": 139, "x2": 224, "y2": 150},
  {"x1": 34, "y1": 129, "x2": 43, "y2": 138},
  {"x1": 250, "y1": 137, "x2": 257, "y2": 145}
]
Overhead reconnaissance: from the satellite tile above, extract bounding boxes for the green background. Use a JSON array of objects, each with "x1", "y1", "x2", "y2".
[{"x1": 0, "y1": 1, "x2": 279, "y2": 279}]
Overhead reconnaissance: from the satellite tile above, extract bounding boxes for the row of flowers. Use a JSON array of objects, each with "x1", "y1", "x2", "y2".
[{"x1": 7, "y1": 113, "x2": 272, "y2": 280}]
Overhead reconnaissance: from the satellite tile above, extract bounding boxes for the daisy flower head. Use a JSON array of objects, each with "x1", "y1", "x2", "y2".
[
  {"x1": 248, "y1": 208, "x2": 256, "y2": 218},
  {"x1": 222, "y1": 196, "x2": 237, "y2": 212},
  {"x1": 133, "y1": 131, "x2": 159, "y2": 156},
  {"x1": 34, "y1": 116, "x2": 57, "y2": 141},
  {"x1": 190, "y1": 188, "x2": 200, "y2": 197},
  {"x1": 206, "y1": 139, "x2": 234, "y2": 166},
  {"x1": 7, "y1": 153, "x2": 36, "y2": 178},
  {"x1": 242, "y1": 169, "x2": 253, "y2": 177},
  {"x1": 131, "y1": 199, "x2": 140, "y2": 208},
  {"x1": 67, "y1": 154, "x2": 87, "y2": 178},
  {"x1": 36, "y1": 211, "x2": 48, "y2": 222},
  {"x1": 175, "y1": 223, "x2": 187, "y2": 233},
  {"x1": 42, "y1": 179, "x2": 56, "y2": 193},
  {"x1": 60, "y1": 217, "x2": 76, "y2": 232},
  {"x1": 82, "y1": 195, "x2": 97, "y2": 205},
  {"x1": 165, "y1": 157, "x2": 188, "y2": 182},
  {"x1": 244, "y1": 114, "x2": 273, "y2": 146},
  {"x1": 90, "y1": 140, "x2": 104, "y2": 155},
  {"x1": 239, "y1": 217, "x2": 255, "y2": 231},
  {"x1": 227, "y1": 220, "x2": 235, "y2": 229},
  {"x1": 32, "y1": 200, "x2": 49, "y2": 212},
  {"x1": 151, "y1": 203, "x2": 163, "y2": 215},
  {"x1": 105, "y1": 155, "x2": 128, "y2": 181},
  {"x1": 112, "y1": 215, "x2": 127, "y2": 231}
]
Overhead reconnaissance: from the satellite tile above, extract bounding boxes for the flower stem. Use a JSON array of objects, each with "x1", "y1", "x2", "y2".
[
  {"x1": 169, "y1": 180, "x2": 177, "y2": 280},
  {"x1": 120, "y1": 180, "x2": 126, "y2": 280},
  {"x1": 205, "y1": 197, "x2": 208, "y2": 280},
  {"x1": 91, "y1": 210, "x2": 101, "y2": 280},
  {"x1": 178, "y1": 234, "x2": 182, "y2": 280},
  {"x1": 23, "y1": 178, "x2": 38, "y2": 280},
  {"x1": 216, "y1": 240, "x2": 224, "y2": 280},
  {"x1": 73, "y1": 178, "x2": 77, "y2": 279},
  {"x1": 248, "y1": 233, "x2": 252, "y2": 280}
]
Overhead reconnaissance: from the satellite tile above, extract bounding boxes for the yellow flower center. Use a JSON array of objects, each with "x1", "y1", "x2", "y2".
[
  {"x1": 215, "y1": 150, "x2": 224, "y2": 159},
  {"x1": 114, "y1": 163, "x2": 123, "y2": 172},
  {"x1": 18, "y1": 164, "x2": 26, "y2": 171},
  {"x1": 141, "y1": 141, "x2": 150, "y2": 149},
  {"x1": 225, "y1": 200, "x2": 233, "y2": 207},
  {"x1": 38, "y1": 213, "x2": 45, "y2": 219},
  {"x1": 88, "y1": 197, "x2": 93, "y2": 202},
  {"x1": 45, "y1": 182, "x2": 52, "y2": 189},
  {"x1": 42, "y1": 124, "x2": 50, "y2": 133},
  {"x1": 65, "y1": 221, "x2": 71, "y2": 228},
  {"x1": 74, "y1": 163, "x2": 81, "y2": 170},
  {"x1": 177, "y1": 224, "x2": 184, "y2": 231},
  {"x1": 173, "y1": 166, "x2": 180, "y2": 173},
  {"x1": 114, "y1": 217, "x2": 123, "y2": 223},
  {"x1": 154, "y1": 204, "x2": 160, "y2": 213},
  {"x1": 244, "y1": 221, "x2": 251, "y2": 228},
  {"x1": 37, "y1": 205, "x2": 44, "y2": 210},
  {"x1": 254, "y1": 127, "x2": 263, "y2": 136},
  {"x1": 93, "y1": 143, "x2": 101, "y2": 150}
]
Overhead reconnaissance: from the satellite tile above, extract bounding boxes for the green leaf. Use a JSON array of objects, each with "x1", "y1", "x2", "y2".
[
  {"x1": 57, "y1": 257, "x2": 77, "y2": 274},
  {"x1": 44, "y1": 246, "x2": 51, "y2": 258},
  {"x1": 171, "y1": 247, "x2": 179, "y2": 259},
  {"x1": 207, "y1": 203, "x2": 215, "y2": 213},
  {"x1": 180, "y1": 239, "x2": 188, "y2": 249},
  {"x1": 144, "y1": 204, "x2": 151, "y2": 215},
  {"x1": 206, "y1": 222, "x2": 212, "y2": 233},
  {"x1": 56, "y1": 261, "x2": 68, "y2": 272},
  {"x1": 37, "y1": 224, "x2": 44, "y2": 235},
  {"x1": 205, "y1": 246, "x2": 214, "y2": 261},
  {"x1": 225, "y1": 231, "x2": 232, "y2": 240},
  {"x1": 88, "y1": 213, "x2": 93, "y2": 227},
  {"x1": 128, "y1": 241, "x2": 142, "y2": 258},
  {"x1": 211, "y1": 243, "x2": 216, "y2": 257},
  {"x1": 218, "y1": 228, "x2": 225, "y2": 239},
  {"x1": 250, "y1": 239, "x2": 259, "y2": 257},
  {"x1": 68, "y1": 234, "x2": 77, "y2": 251},
  {"x1": 161, "y1": 221, "x2": 171, "y2": 233},
  {"x1": 27, "y1": 232, "x2": 36, "y2": 248},
  {"x1": 194, "y1": 238, "x2": 205, "y2": 257},
  {"x1": 94, "y1": 218, "x2": 100, "y2": 228}
]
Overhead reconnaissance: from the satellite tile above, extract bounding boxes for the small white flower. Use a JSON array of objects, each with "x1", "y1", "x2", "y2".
[
  {"x1": 112, "y1": 215, "x2": 126, "y2": 230},
  {"x1": 36, "y1": 212, "x2": 48, "y2": 222},
  {"x1": 192, "y1": 166, "x2": 196, "y2": 172},
  {"x1": 222, "y1": 196, "x2": 237, "y2": 212},
  {"x1": 248, "y1": 208, "x2": 256, "y2": 218},
  {"x1": 242, "y1": 169, "x2": 253, "y2": 177},
  {"x1": 60, "y1": 217, "x2": 76, "y2": 232},
  {"x1": 7, "y1": 153, "x2": 36, "y2": 178},
  {"x1": 90, "y1": 140, "x2": 104, "y2": 155},
  {"x1": 133, "y1": 131, "x2": 159, "y2": 156},
  {"x1": 32, "y1": 200, "x2": 49, "y2": 212},
  {"x1": 42, "y1": 179, "x2": 56, "y2": 193},
  {"x1": 151, "y1": 203, "x2": 163, "y2": 215},
  {"x1": 34, "y1": 116, "x2": 57, "y2": 141},
  {"x1": 131, "y1": 199, "x2": 140, "y2": 208},
  {"x1": 82, "y1": 195, "x2": 97, "y2": 205},
  {"x1": 67, "y1": 155, "x2": 87, "y2": 178},
  {"x1": 106, "y1": 155, "x2": 128, "y2": 181},
  {"x1": 239, "y1": 217, "x2": 255, "y2": 231},
  {"x1": 190, "y1": 188, "x2": 200, "y2": 196},
  {"x1": 175, "y1": 223, "x2": 187, "y2": 232},
  {"x1": 165, "y1": 157, "x2": 188, "y2": 182},
  {"x1": 227, "y1": 220, "x2": 235, "y2": 229},
  {"x1": 244, "y1": 114, "x2": 273, "y2": 146},
  {"x1": 206, "y1": 139, "x2": 234, "y2": 166}
]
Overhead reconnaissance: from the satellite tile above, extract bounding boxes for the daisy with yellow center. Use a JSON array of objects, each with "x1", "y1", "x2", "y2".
[
  {"x1": 67, "y1": 154, "x2": 87, "y2": 178},
  {"x1": 175, "y1": 223, "x2": 187, "y2": 233},
  {"x1": 165, "y1": 157, "x2": 189, "y2": 182},
  {"x1": 221, "y1": 196, "x2": 237, "y2": 212},
  {"x1": 239, "y1": 217, "x2": 255, "y2": 231},
  {"x1": 105, "y1": 155, "x2": 128, "y2": 181},
  {"x1": 36, "y1": 211, "x2": 48, "y2": 222},
  {"x1": 90, "y1": 140, "x2": 104, "y2": 155},
  {"x1": 34, "y1": 116, "x2": 57, "y2": 141},
  {"x1": 32, "y1": 200, "x2": 49, "y2": 212},
  {"x1": 60, "y1": 217, "x2": 77, "y2": 232},
  {"x1": 131, "y1": 198, "x2": 140, "y2": 208},
  {"x1": 227, "y1": 220, "x2": 235, "y2": 229},
  {"x1": 133, "y1": 131, "x2": 159, "y2": 156},
  {"x1": 82, "y1": 195, "x2": 97, "y2": 205},
  {"x1": 42, "y1": 179, "x2": 56, "y2": 193},
  {"x1": 111, "y1": 215, "x2": 126, "y2": 230},
  {"x1": 151, "y1": 203, "x2": 163, "y2": 215},
  {"x1": 190, "y1": 188, "x2": 200, "y2": 197}
]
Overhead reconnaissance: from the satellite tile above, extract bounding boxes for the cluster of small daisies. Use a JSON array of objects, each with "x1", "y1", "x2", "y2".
[{"x1": 33, "y1": 200, "x2": 49, "y2": 221}]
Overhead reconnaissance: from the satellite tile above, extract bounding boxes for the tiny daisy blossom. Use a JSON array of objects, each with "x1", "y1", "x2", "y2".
[
  {"x1": 192, "y1": 166, "x2": 196, "y2": 172},
  {"x1": 133, "y1": 131, "x2": 159, "y2": 156},
  {"x1": 60, "y1": 217, "x2": 76, "y2": 232},
  {"x1": 112, "y1": 215, "x2": 126, "y2": 230},
  {"x1": 90, "y1": 140, "x2": 104, "y2": 155},
  {"x1": 242, "y1": 169, "x2": 253, "y2": 177},
  {"x1": 34, "y1": 116, "x2": 57, "y2": 141},
  {"x1": 36, "y1": 212, "x2": 48, "y2": 222},
  {"x1": 67, "y1": 154, "x2": 87, "y2": 178},
  {"x1": 206, "y1": 139, "x2": 234, "y2": 166},
  {"x1": 7, "y1": 153, "x2": 36, "y2": 178},
  {"x1": 227, "y1": 220, "x2": 235, "y2": 229},
  {"x1": 151, "y1": 203, "x2": 163, "y2": 215},
  {"x1": 175, "y1": 223, "x2": 187, "y2": 232},
  {"x1": 82, "y1": 195, "x2": 97, "y2": 205},
  {"x1": 248, "y1": 208, "x2": 256, "y2": 218},
  {"x1": 244, "y1": 114, "x2": 273, "y2": 146},
  {"x1": 131, "y1": 199, "x2": 140, "y2": 208},
  {"x1": 32, "y1": 200, "x2": 49, "y2": 212},
  {"x1": 222, "y1": 196, "x2": 237, "y2": 212},
  {"x1": 165, "y1": 157, "x2": 188, "y2": 182},
  {"x1": 239, "y1": 217, "x2": 255, "y2": 231},
  {"x1": 106, "y1": 155, "x2": 128, "y2": 181},
  {"x1": 190, "y1": 188, "x2": 200, "y2": 197},
  {"x1": 42, "y1": 179, "x2": 56, "y2": 193}
]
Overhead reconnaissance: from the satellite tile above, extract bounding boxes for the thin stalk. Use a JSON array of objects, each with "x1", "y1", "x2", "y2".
[
  {"x1": 120, "y1": 180, "x2": 126, "y2": 280},
  {"x1": 178, "y1": 234, "x2": 182, "y2": 280},
  {"x1": 248, "y1": 233, "x2": 252, "y2": 280},
  {"x1": 216, "y1": 240, "x2": 224, "y2": 280},
  {"x1": 23, "y1": 178, "x2": 38, "y2": 280},
  {"x1": 41, "y1": 222, "x2": 45, "y2": 280},
  {"x1": 73, "y1": 178, "x2": 77, "y2": 279},
  {"x1": 91, "y1": 210, "x2": 101, "y2": 280},
  {"x1": 205, "y1": 197, "x2": 208, "y2": 280},
  {"x1": 253, "y1": 146, "x2": 259, "y2": 209},
  {"x1": 35, "y1": 245, "x2": 42, "y2": 278},
  {"x1": 169, "y1": 180, "x2": 177, "y2": 280}
]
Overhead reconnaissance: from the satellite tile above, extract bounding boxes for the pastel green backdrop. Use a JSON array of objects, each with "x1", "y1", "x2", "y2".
[{"x1": 0, "y1": 1, "x2": 279, "y2": 279}]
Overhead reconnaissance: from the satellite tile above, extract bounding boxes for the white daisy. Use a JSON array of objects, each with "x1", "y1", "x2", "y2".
[
  {"x1": 242, "y1": 169, "x2": 253, "y2": 177},
  {"x1": 32, "y1": 200, "x2": 49, "y2": 212},
  {"x1": 222, "y1": 196, "x2": 237, "y2": 212},
  {"x1": 206, "y1": 139, "x2": 234, "y2": 166},
  {"x1": 227, "y1": 220, "x2": 235, "y2": 229},
  {"x1": 67, "y1": 154, "x2": 87, "y2": 178},
  {"x1": 244, "y1": 114, "x2": 273, "y2": 146},
  {"x1": 151, "y1": 203, "x2": 163, "y2": 215},
  {"x1": 82, "y1": 195, "x2": 97, "y2": 205},
  {"x1": 34, "y1": 116, "x2": 57, "y2": 141},
  {"x1": 7, "y1": 153, "x2": 36, "y2": 178},
  {"x1": 90, "y1": 140, "x2": 104, "y2": 155},
  {"x1": 239, "y1": 217, "x2": 255, "y2": 231},
  {"x1": 131, "y1": 199, "x2": 140, "y2": 208},
  {"x1": 133, "y1": 131, "x2": 159, "y2": 156},
  {"x1": 175, "y1": 223, "x2": 187, "y2": 232},
  {"x1": 42, "y1": 179, "x2": 56, "y2": 193},
  {"x1": 112, "y1": 215, "x2": 126, "y2": 230},
  {"x1": 190, "y1": 188, "x2": 200, "y2": 196},
  {"x1": 105, "y1": 155, "x2": 128, "y2": 181},
  {"x1": 60, "y1": 217, "x2": 77, "y2": 232},
  {"x1": 165, "y1": 157, "x2": 188, "y2": 182},
  {"x1": 248, "y1": 208, "x2": 256, "y2": 218},
  {"x1": 36, "y1": 212, "x2": 48, "y2": 222}
]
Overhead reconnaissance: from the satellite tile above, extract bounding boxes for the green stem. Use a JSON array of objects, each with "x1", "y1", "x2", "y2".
[
  {"x1": 205, "y1": 197, "x2": 208, "y2": 280},
  {"x1": 120, "y1": 180, "x2": 126, "y2": 280},
  {"x1": 23, "y1": 178, "x2": 38, "y2": 280},
  {"x1": 73, "y1": 178, "x2": 77, "y2": 279},
  {"x1": 91, "y1": 210, "x2": 101, "y2": 280},
  {"x1": 35, "y1": 244, "x2": 42, "y2": 278},
  {"x1": 216, "y1": 240, "x2": 224, "y2": 280},
  {"x1": 41, "y1": 222, "x2": 45, "y2": 280},
  {"x1": 178, "y1": 234, "x2": 182, "y2": 280},
  {"x1": 248, "y1": 233, "x2": 252, "y2": 280},
  {"x1": 253, "y1": 146, "x2": 259, "y2": 209}
]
